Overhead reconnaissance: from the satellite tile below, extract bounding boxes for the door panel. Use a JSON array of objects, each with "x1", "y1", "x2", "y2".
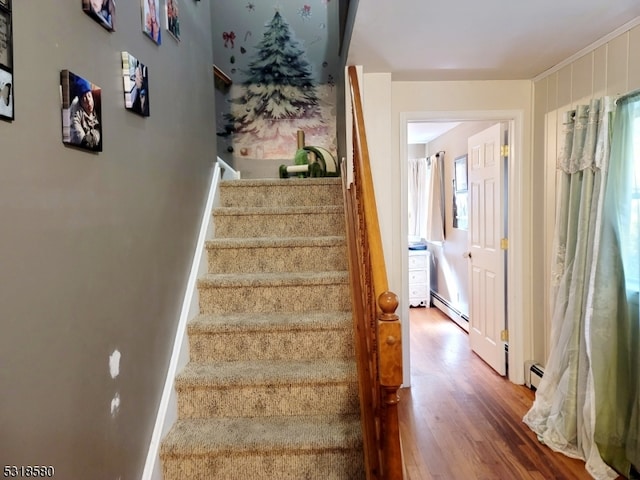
[{"x1": 468, "y1": 123, "x2": 506, "y2": 376}]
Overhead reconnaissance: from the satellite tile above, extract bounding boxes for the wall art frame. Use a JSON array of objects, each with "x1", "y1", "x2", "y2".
[
  {"x1": 82, "y1": 0, "x2": 116, "y2": 32},
  {"x1": 141, "y1": 0, "x2": 162, "y2": 45},
  {"x1": 166, "y1": 0, "x2": 180, "y2": 41},
  {"x1": 121, "y1": 52, "x2": 150, "y2": 117},
  {"x1": 0, "y1": 0, "x2": 13, "y2": 121},
  {"x1": 454, "y1": 154, "x2": 468, "y2": 193},
  {"x1": 60, "y1": 70, "x2": 103, "y2": 152}
]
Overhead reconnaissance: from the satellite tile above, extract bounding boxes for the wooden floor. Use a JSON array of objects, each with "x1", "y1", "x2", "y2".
[{"x1": 398, "y1": 307, "x2": 600, "y2": 480}]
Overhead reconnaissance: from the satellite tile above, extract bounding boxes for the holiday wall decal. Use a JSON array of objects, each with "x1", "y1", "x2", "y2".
[{"x1": 220, "y1": 10, "x2": 335, "y2": 160}]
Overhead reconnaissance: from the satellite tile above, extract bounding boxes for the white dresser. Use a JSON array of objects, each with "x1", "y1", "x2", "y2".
[{"x1": 408, "y1": 248, "x2": 431, "y2": 307}]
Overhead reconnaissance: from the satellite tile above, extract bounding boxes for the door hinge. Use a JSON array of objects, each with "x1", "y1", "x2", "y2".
[
  {"x1": 500, "y1": 238, "x2": 509, "y2": 250},
  {"x1": 501, "y1": 329, "x2": 509, "y2": 342},
  {"x1": 500, "y1": 145, "x2": 510, "y2": 157}
]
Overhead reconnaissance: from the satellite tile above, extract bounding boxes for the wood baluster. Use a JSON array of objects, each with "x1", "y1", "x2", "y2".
[
  {"x1": 377, "y1": 291, "x2": 403, "y2": 480},
  {"x1": 344, "y1": 65, "x2": 404, "y2": 480},
  {"x1": 342, "y1": 162, "x2": 380, "y2": 480}
]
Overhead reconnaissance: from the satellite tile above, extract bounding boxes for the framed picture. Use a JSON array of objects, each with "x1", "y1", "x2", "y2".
[
  {"x1": 82, "y1": 0, "x2": 115, "y2": 31},
  {"x1": 141, "y1": 0, "x2": 162, "y2": 45},
  {"x1": 454, "y1": 154, "x2": 468, "y2": 192},
  {"x1": 121, "y1": 52, "x2": 150, "y2": 117},
  {"x1": 0, "y1": 65, "x2": 13, "y2": 121},
  {"x1": 0, "y1": 0, "x2": 12, "y2": 122},
  {"x1": 0, "y1": 2, "x2": 12, "y2": 69},
  {"x1": 166, "y1": 0, "x2": 180, "y2": 41},
  {"x1": 60, "y1": 70, "x2": 103, "y2": 152}
]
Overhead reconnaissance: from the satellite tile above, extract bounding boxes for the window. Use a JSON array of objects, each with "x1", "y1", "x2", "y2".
[{"x1": 626, "y1": 115, "x2": 640, "y2": 292}]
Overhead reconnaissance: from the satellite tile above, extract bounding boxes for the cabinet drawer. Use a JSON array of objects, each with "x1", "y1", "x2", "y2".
[
  {"x1": 410, "y1": 285, "x2": 429, "y2": 298},
  {"x1": 408, "y1": 253, "x2": 428, "y2": 269},
  {"x1": 408, "y1": 270, "x2": 428, "y2": 284}
]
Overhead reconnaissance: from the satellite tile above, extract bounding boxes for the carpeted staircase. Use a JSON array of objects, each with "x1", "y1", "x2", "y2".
[{"x1": 160, "y1": 177, "x2": 365, "y2": 479}]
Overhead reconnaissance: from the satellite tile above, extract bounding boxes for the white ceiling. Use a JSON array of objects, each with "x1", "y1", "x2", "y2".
[
  {"x1": 407, "y1": 122, "x2": 460, "y2": 144},
  {"x1": 347, "y1": 0, "x2": 640, "y2": 81}
]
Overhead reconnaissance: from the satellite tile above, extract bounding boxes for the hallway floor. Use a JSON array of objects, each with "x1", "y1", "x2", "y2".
[{"x1": 398, "y1": 307, "x2": 604, "y2": 480}]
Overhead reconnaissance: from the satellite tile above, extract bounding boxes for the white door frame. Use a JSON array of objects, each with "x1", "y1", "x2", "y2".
[{"x1": 400, "y1": 110, "x2": 526, "y2": 385}]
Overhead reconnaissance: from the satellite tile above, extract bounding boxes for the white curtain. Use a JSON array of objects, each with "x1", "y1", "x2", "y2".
[
  {"x1": 523, "y1": 98, "x2": 618, "y2": 479},
  {"x1": 408, "y1": 157, "x2": 428, "y2": 239},
  {"x1": 425, "y1": 152, "x2": 445, "y2": 242},
  {"x1": 407, "y1": 152, "x2": 445, "y2": 242}
]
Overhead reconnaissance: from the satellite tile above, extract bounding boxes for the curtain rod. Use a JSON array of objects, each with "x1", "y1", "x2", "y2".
[{"x1": 615, "y1": 88, "x2": 640, "y2": 105}]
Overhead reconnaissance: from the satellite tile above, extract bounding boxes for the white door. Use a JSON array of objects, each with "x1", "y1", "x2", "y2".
[{"x1": 467, "y1": 123, "x2": 507, "y2": 375}]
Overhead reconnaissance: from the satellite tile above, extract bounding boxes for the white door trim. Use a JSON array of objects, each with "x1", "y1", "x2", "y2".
[{"x1": 400, "y1": 110, "x2": 527, "y2": 385}]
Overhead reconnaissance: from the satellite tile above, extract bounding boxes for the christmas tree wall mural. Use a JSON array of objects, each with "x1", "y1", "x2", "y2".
[{"x1": 223, "y1": 10, "x2": 335, "y2": 160}]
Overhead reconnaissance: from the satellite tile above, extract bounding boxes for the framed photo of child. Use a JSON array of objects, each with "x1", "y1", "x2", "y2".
[
  {"x1": 60, "y1": 70, "x2": 103, "y2": 152},
  {"x1": 141, "y1": 0, "x2": 161, "y2": 45},
  {"x1": 82, "y1": 0, "x2": 115, "y2": 32}
]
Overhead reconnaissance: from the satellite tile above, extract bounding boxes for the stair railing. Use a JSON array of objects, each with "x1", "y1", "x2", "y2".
[{"x1": 342, "y1": 65, "x2": 404, "y2": 480}]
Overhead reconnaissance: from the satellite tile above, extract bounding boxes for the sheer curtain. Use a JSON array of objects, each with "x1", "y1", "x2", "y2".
[
  {"x1": 408, "y1": 157, "x2": 428, "y2": 239},
  {"x1": 525, "y1": 93, "x2": 640, "y2": 479},
  {"x1": 425, "y1": 152, "x2": 445, "y2": 242},
  {"x1": 588, "y1": 93, "x2": 640, "y2": 477},
  {"x1": 407, "y1": 152, "x2": 445, "y2": 242},
  {"x1": 523, "y1": 98, "x2": 618, "y2": 479}
]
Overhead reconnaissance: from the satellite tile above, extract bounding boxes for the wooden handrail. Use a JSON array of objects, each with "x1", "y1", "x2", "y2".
[
  {"x1": 347, "y1": 66, "x2": 389, "y2": 303},
  {"x1": 343, "y1": 65, "x2": 404, "y2": 480}
]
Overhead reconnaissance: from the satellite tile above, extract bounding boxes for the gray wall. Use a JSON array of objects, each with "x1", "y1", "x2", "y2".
[{"x1": 0, "y1": 2, "x2": 216, "y2": 478}]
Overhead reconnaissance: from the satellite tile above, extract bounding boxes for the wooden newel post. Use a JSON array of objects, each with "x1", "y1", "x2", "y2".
[{"x1": 377, "y1": 291, "x2": 403, "y2": 480}]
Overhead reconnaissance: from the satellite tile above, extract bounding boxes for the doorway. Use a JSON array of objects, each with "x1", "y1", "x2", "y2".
[{"x1": 400, "y1": 110, "x2": 525, "y2": 385}]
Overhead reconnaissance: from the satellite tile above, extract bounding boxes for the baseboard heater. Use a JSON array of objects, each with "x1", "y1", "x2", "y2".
[
  {"x1": 431, "y1": 292, "x2": 469, "y2": 332},
  {"x1": 525, "y1": 361, "x2": 544, "y2": 390}
]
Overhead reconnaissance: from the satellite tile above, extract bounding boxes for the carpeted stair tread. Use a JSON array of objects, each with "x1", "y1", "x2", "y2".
[
  {"x1": 188, "y1": 311, "x2": 352, "y2": 334},
  {"x1": 160, "y1": 177, "x2": 364, "y2": 478},
  {"x1": 213, "y1": 205, "x2": 343, "y2": 216},
  {"x1": 160, "y1": 414, "x2": 362, "y2": 455},
  {"x1": 176, "y1": 358, "x2": 357, "y2": 387},
  {"x1": 206, "y1": 236, "x2": 347, "y2": 274},
  {"x1": 187, "y1": 311, "x2": 355, "y2": 362},
  {"x1": 206, "y1": 235, "x2": 345, "y2": 249},
  {"x1": 218, "y1": 178, "x2": 343, "y2": 208},
  {"x1": 221, "y1": 178, "x2": 341, "y2": 188},
  {"x1": 198, "y1": 270, "x2": 348, "y2": 287}
]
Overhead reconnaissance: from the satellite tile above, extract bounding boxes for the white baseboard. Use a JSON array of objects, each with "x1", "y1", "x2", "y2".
[
  {"x1": 431, "y1": 292, "x2": 469, "y2": 333},
  {"x1": 524, "y1": 361, "x2": 544, "y2": 390}
]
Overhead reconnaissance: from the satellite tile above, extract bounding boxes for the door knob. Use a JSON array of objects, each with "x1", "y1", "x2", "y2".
[{"x1": 463, "y1": 252, "x2": 472, "y2": 259}]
